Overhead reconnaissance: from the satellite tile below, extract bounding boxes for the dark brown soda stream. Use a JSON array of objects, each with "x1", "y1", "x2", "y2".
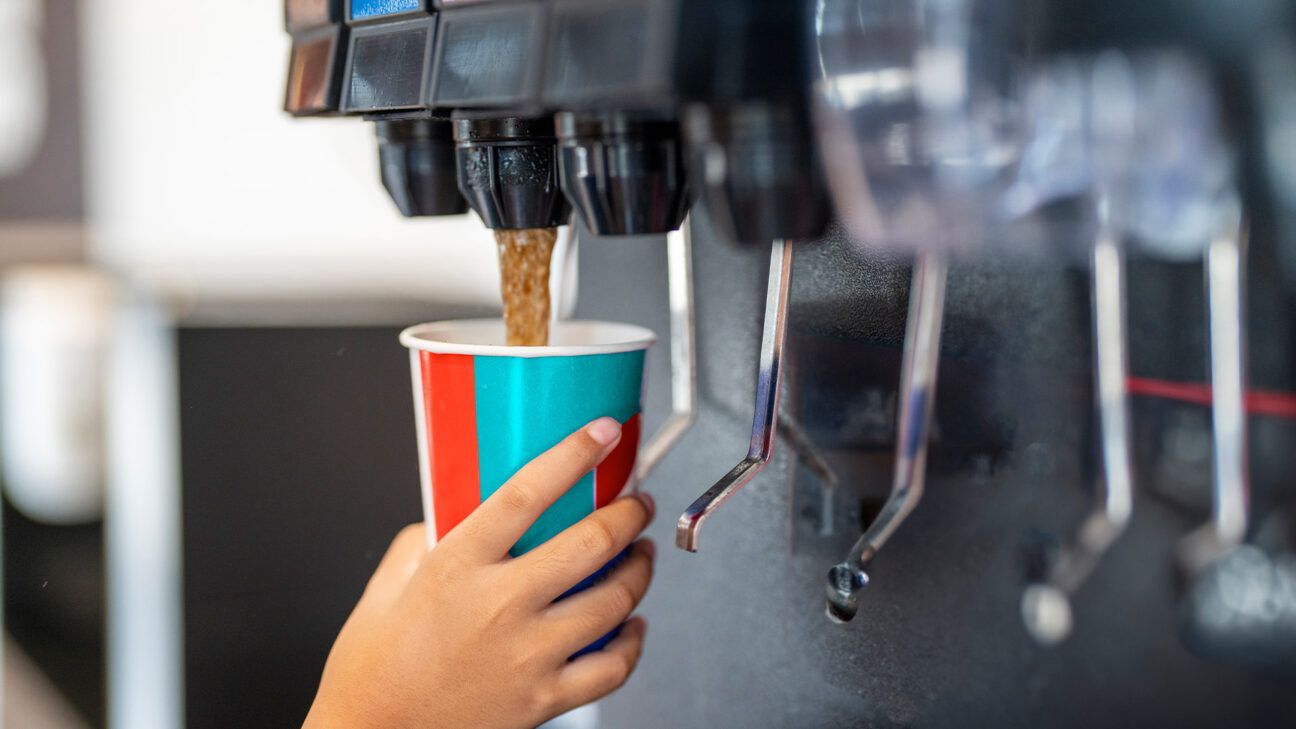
[{"x1": 495, "y1": 228, "x2": 558, "y2": 346}]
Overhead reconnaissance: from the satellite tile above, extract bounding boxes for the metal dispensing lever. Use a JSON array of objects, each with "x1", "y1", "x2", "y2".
[
  {"x1": 676, "y1": 239, "x2": 794, "y2": 552},
  {"x1": 634, "y1": 218, "x2": 698, "y2": 485},
  {"x1": 1178, "y1": 208, "x2": 1250, "y2": 575},
  {"x1": 826, "y1": 251, "x2": 948, "y2": 622},
  {"x1": 1021, "y1": 203, "x2": 1134, "y2": 645}
]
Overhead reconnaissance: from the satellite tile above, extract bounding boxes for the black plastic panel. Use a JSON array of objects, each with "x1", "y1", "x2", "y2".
[
  {"x1": 543, "y1": 0, "x2": 672, "y2": 108},
  {"x1": 674, "y1": 0, "x2": 814, "y2": 102},
  {"x1": 431, "y1": 3, "x2": 546, "y2": 108},
  {"x1": 342, "y1": 18, "x2": 436, "y2": 112}
]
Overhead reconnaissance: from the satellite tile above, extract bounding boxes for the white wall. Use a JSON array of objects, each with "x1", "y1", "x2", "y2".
[{"x1": 79, "y1": 0, "x2": 501, "y2": 311}]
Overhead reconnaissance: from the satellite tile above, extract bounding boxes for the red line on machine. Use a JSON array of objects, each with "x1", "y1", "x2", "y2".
[{"x1": 1127, "y1": 376, "x2": 1296, "y2": 420}]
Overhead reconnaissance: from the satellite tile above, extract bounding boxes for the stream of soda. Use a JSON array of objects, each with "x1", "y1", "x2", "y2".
[{"x1": 495, "y1": 228, "x2": 558, "y2": 346}]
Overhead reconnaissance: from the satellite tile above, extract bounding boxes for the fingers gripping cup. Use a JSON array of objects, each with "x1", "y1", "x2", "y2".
[{"x1": 400, "y1": 319, "x2": 655, "y2": 655}]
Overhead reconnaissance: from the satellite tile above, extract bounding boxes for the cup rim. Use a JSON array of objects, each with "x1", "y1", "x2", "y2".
[{"x1": 400, "y1": 319, "x2": 656, "y2": 358}]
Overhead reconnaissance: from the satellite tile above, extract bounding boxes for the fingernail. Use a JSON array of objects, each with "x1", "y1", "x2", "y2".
[
  {"x1": 586, "y1": 417, "x2": 621, "y2": 447},
  {"x1": 637, "y1": 492, "x2": 656, "y2": 521},
  {"x1": 640, "y1": 539, "x2": 656, "y2": 559}
]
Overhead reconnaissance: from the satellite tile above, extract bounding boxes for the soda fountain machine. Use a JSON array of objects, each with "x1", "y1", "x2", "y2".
[{"x1": 284, "y1": 0, "x2": 1296, "y2": 724}]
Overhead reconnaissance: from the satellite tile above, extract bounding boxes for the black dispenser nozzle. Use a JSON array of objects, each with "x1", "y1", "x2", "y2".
[
  {"x1": 452, "y1": 114, "x2": 571, "y2": 230},
  {"x1": 685, "y1": 101, "x2": 831, "y2": 244},
  {"x1": 376, "y1": 119, "x2": 468, "y2": 218},
  {"x1": 556, "y1": 112, "x2": 690, "y2": 236}
]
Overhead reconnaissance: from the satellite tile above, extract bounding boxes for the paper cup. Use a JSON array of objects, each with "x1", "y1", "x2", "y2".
[{"x1": 400, "y1": 319, "x2": 655, "y2": 652}]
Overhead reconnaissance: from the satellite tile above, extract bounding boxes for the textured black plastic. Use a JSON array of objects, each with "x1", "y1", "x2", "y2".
[
  {"x1": 556, "y1": 112, "x2": 689, "y2": 236},
  {"x1": 431, "y1": 1, "x2": 546, "y2": 109},
  {"x1": 686, "y1": 101, "x2": 831, "y2": 244},
  {"x1": 453, "y1": 114, "x2": 571, "y2": 230},
  {"x1": 674, "y1": 0, "x2": 815, "y2": 102},
  {"x1": 542, "y1": 0, "x2": 816, "y2": 108},
  {"x1": 341, "y1": 16, "x2": 436, "y2": 113},
  {"x1": 376, "y1": 119, "x2": 468, "y2": 217},
  {"x1": 543, "y1": 0, "x2": 671, "y2": 108}
]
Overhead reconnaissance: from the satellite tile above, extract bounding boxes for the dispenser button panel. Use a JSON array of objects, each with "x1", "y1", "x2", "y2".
[
  {"x1": 340, "y1": 0, "x2": 435, "y2": 112},
  {"x1": 431, "y1": 3, "x2": 545, "y2": 108},
  {"x1": 350, "y1": 0, "x2": 423, "y2": 21},
  {"x1": 344, "y1": 22, "x2": 435, "y2": 112},
  {"x1": 543, "y1": 0, "x2": 670, "y2": 107}
]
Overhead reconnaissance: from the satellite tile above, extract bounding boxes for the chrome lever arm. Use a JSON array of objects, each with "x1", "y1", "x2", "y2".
[
  {"x1": 1021, "y1": 208, "x2": 1134, "y2": 645},
  {"x1": 1178, "y1": 210, "x2": 1250, "y2": 575},
  {"x1": 826, "y1": 251, "x2": 948, "y2": 622},
  {"x1": 676, "y1": 239, "x2": 794, "y2": 552}
]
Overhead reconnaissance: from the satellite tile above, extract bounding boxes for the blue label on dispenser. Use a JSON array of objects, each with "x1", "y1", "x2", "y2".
[{"x1": 351, "y1": 0, "x2": 421, "y2": 20}]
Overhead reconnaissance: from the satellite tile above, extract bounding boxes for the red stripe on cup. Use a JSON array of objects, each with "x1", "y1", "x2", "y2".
[
  {"x1": 421, "y1": 352, "x2": 483, "y2": 540},
  {"x1": 595, "y1": 412, "x2": 641, "y2": 508}
]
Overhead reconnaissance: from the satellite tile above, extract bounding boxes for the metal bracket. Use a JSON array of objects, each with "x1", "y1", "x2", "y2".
[
  {"x1": 676, "y1": 239, "x2": 794, "y2": 552},
  {"x1": 634, "y1": 218, "x2": 698, "y2": 485}
]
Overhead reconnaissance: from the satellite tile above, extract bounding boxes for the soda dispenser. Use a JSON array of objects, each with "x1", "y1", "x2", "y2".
[{"x1": 281, "y1": 0, "x2": 1296, "y2": 723}]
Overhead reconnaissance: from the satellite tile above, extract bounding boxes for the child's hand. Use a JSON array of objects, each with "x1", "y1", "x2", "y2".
[{"x1": 304, "y1": 417, "x2": 656, "y2": 729}]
